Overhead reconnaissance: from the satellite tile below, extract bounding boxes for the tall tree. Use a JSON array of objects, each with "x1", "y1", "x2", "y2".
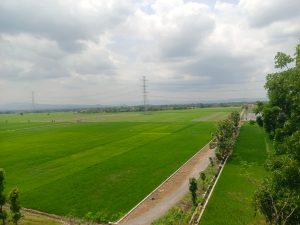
[
  {"x1": 274, "y1": 52, "x2": 294, "y2": 69},
  {"x1": 210, "y1": 118, "x2": 235, "y2": 160},
  {"x1": 230, "y1": 111, "x2": 240, "y2": 134},
  {"x1": 254, "y1": 101, "x2": 264, "y2": 115},
  {"x1": 8, "y1": 188, "x2": 21, "y2": 225},
  {"x1": 0, "y1": 169, "x2": 7, "y2": 225},
  {"x1": 254, "y1": 43, "x2": 300, "y2": 225}
]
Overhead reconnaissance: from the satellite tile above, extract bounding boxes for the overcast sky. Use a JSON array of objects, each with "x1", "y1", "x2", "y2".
[{"x1": 0, "y1": 0, "x2": 299, "y2": 105}]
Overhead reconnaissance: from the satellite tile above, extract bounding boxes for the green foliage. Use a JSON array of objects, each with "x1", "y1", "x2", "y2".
[
  {"x1": 256, "y1": 115, "x2": 263, "y2": 127},
  {"x1": 274, "y1": 52, "x2": 294, "y2": 69},
  {"x1": 255, "y1": 101, "x2": 265, "y2": 115},
  {"x1": 200, "y1": 172, "x2": 206, "y2": 190},
  {"x1": 189, "y1": 178, "x2": 198, "y2": 206},
  {"x1": 200, "y1": 172, "x2": 206, "y2": 182},
  {"x1": 83, "y1": 211, "x2": 122, "y2": 223},
  {"x1": 210, "y1": 111, "x2": 240, "y2": 160},
  {"x1": 282, "y1": 131, "x2": 300, "y2": 162},
  {"x1": 8, "y1": 188, "x2": 21, "y2": 225},
  {"x1": 254, "y1": 179, "x2": 300, "y2": 225},
  {"x1": 0, "y1": 170, "x2": 4, "y2": 200},
  {"x1": 209, "y1": 157, "x2": 214, "y2": 167},
  {"x1": 249, "y1": 120, "x2": 256, "y2": 125},
  {"x1": 230, "y1": 111, "x2": 240, "y2": 133},
  {"x1": 295, "y1": 44, "x2": 300, "y2": 67},
  {"x1": 0, "y1": 169, "x2": 7, "y2": 225},
  {"x1": 152, "y1": 207, "x2": 191, "y2": 225},
  {"x1": 254, "y1": 43, "x2": 300, "y2": 225},
  {"x1": 262, "y1": 106, "x2": 281, "y2": 138},
  {"x1": 264, "y1": 155, "x2": 300, "y2": 190}
]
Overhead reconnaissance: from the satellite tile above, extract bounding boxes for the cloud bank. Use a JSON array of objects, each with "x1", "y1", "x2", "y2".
[{"x1": 0, "y1": 0, "x2": 299, "y2": 105}]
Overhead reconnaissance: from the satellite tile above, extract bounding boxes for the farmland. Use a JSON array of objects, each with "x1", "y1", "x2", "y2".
[
  {"x1": 199, "y1": 124, "x2": 272, "y2": 225},
  {"x1": 0, "y1": 107, "x2": 237, "y2": 220}
]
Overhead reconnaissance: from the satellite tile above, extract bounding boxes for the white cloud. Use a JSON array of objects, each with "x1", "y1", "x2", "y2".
[
  {"x1": 239, "y1": 0, "x2": 300, "y2": 27},
  {"x1": 0, "y1": 0, "x2": 299, "y2": 105}
]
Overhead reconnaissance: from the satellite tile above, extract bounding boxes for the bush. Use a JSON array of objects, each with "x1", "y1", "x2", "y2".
[
  {"x1": 256, "y1": 115, "x2": 263, "y2": 127},
  {"x1": 84, "y1": 211, "x2": 109, "y2": 223},
  {"x1": 249, "y1": 120, "x2": 256, "y2": 125}
]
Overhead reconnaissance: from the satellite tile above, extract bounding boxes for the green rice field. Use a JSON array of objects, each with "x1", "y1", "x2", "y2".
[
  {"x1": 0, "y1": 107, "x2": 238, "y2": 220},
  {"x1": 200, "y1": 123, "x2": 272, "y2": 225}
]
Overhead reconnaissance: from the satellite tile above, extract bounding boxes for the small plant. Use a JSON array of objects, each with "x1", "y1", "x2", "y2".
[
  {"x1": 84, "y1": 211, "x2": 109, "y2": 223},
  {"x1": 189, "y1": 178, "x2": 198, "y2": 206},
  {"x1": 200, "y1": 172, "x2": 206, "y2": 190},
  {"x1": 209, "y1": 157, "x2": 214, "y2": 167}
]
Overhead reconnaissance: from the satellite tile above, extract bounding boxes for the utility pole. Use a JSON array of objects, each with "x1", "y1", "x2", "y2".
[
  {"x1": 142, "y1": 76, "x2": 147, "y2": 113},
  {"x1": 32, "y1": 91, "x2": 35, "y2": 111}
]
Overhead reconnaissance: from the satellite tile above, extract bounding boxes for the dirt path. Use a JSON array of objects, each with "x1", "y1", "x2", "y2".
[{"x1": 117, "y1": 143, "x2": 214, "y2": 225}]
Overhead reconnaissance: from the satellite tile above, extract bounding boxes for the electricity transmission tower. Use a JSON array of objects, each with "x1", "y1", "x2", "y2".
[
  {"x1": 142, "y1": 76, "x2": 148, "y2": 113},
  {"x1": 32, "y1": 91, "x2": 35, "y2": 111}
]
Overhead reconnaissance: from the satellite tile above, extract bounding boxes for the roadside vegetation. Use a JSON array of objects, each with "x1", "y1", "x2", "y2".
[
  {"x1": 254, "y1": 43, "x2": 300, "y2": 224},
  {"x1": 152, "y1": 111, "x2": 240, "y2": 225}
]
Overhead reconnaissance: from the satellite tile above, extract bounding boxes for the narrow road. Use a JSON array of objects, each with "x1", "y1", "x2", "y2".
[{"x1": 118, "y1": 143, "x2": 214, "y2": 225}]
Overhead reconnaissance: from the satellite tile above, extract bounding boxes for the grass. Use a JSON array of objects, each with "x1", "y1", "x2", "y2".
[
  {"x1": 2, "y1": 206, "x2": 62, "y2": 225},
  {"x1": 199, "y1": 123, "x2": 271, "y2": 225},
  {"x1": 15, "y1": 214, "x2": 62, "y2": 225},
  {"x1": 0, "y1": 107, "x2": 238, "y2": 220}
]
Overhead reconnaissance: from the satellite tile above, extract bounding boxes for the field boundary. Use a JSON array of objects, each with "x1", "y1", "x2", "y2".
[
  {"x1": 112, "y1": 141, "x2": 212, "y2": 224},
  {"x1": 22, "y1": 207, "x2": 65, "y2": 221},
  {"x1": 2, "y1": 205, "x2": 68, "y2": 225}
]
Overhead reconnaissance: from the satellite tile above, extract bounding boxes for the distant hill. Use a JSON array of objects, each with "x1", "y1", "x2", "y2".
[
  {"x1": 0, "y1": 98, "x2": 267, "y2": 112},
  {"x1": 202, "y1": 97, "x2": 267, "y2": 104}
]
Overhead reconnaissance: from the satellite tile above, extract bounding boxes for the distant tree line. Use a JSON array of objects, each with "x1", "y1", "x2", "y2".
[
  {"x1": 1, "y1": 102, "x2": 247, "y2": 115},
  {"x1": 254, "y1": 43, "x2": 300, "y2": 225},
  {"x1": 79, "y1": 102, "x2": 244, "y2": 114}
]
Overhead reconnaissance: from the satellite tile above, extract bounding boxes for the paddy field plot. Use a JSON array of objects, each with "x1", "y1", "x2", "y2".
[
  {"x1": 200, "y1": 124, "x2": 272, "y2": 225},
  {"x1": 0, "y1": 107, "x2": 238, "y2": 220}
]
